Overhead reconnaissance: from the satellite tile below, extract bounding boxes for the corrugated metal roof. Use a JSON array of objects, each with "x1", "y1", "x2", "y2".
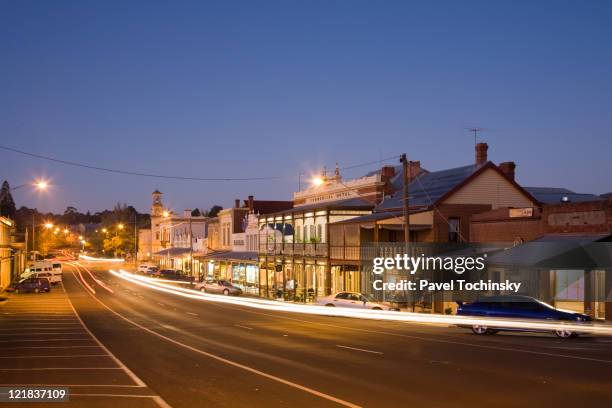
[
  {"x1": 524, "y1": 187, "x2": 603, "y2": 204},
  {"x1": 196, "y1": 251, "x2": 258, "y2": 261},
  {"x1": 378, "y1": 163, "x2": 482, "y2": 210}
]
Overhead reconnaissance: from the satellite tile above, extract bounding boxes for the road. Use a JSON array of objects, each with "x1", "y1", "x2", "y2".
[{"x1": 2, "y1": 261, "x2": 612, "y2": 408}]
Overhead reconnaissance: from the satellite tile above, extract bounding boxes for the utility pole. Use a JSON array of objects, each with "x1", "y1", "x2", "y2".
[
  {"x1": 134, "y1": 212, "x2": 138, "y2": 265},
  {"x1": 189, "y1": 216, "x2": 194, "y2": 280},
  {"x1": 31, "y1": 213, "x2": 35, "y2": 261},
  {"x1": 400, "y1": 154, "x2": 411, "y2": 247}
]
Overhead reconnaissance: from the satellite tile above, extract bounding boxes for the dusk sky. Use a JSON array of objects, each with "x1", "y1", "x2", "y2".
[{"x1": 1, "y1": 0, "x2": 611, "y2": 214}]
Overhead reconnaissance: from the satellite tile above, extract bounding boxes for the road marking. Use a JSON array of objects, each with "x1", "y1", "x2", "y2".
[
  {"x1": 335, "y1": 345, "x2": 383, "y2": 355},
  {"x1": 0, "y1": 345, "x2": 103, "y2": 350},
  {"x1": 73, "y1": 270, "x2": 361, "y2": 408},
  {"x1": 186, "y1": 312, "x2": 198, "y2": 316},
  {"x1": 0, "y1": 332, "x2": 86, "y2": 336},
  {"x1": 0, "y1": 384, "x2": 145, "y2": 388},
  {"x1": 0, "y1": 354, "x2": 110, "y2": 359},
  {"x1": 0, "y1": 338, "x2": 92, "y2": 342},
  {"x1": 0, "y1": 367, "x2": 124, "y2": 371},
  {"x1": 221, "y1": 306, "x2": 612, "y2": 365},
  {"x1": 65, "y1": 267, "x2": 174, "y2": 408},
  {"x1": 234, "y1": 324, "x2": 253, "y2": 330},
  {"x1": 156, "y1": 303, "x2": 165, "y2": 307}
]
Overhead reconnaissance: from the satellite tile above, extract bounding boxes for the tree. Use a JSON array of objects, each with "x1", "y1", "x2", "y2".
[
  {"x1": 206, "y1": 205, "x2": 223, "y2": 218},
  {"x1": 0, "y1": 180, "x2": 16, "y2": 219},
  {"x1": 191, "y1": 208, "x2": 201, "y2": 217}
]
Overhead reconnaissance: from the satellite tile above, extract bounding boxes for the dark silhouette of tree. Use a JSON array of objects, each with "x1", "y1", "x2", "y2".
[
  {"x1": 0, "y1": 180, "x2": 16, "y2": 219},
  {"x1": 191, "y1": 208, "x2": 201, "y2": 217},
  {"x1": 206, "y1": 205, "x2": 223, "y2": 218}
]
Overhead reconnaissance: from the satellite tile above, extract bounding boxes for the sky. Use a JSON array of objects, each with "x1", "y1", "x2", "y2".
[{"x1": 1, "y1": 0, "x2": 611, "y2": 214}]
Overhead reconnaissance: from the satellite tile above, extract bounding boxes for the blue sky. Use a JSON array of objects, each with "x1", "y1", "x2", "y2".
[{"x1": 1, "y1": 0, "x2": 611, "y2": 214}]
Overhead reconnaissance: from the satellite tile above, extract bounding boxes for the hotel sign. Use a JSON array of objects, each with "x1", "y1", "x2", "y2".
[{"x1": 509, "y1": 207, "x2": 533, "y2": 218}]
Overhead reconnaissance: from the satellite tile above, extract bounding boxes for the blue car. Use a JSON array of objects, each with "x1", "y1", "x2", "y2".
[
  {"x1": 456, "y1": 295, "x2": 591, "y2": 338},
  {"x1": 7, "y1": 277, "x2": 51, "y2": 294}
]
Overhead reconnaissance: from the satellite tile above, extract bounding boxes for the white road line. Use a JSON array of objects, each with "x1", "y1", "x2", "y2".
[
  {"x1": 0, "y1": 384, "x2": 145, "y2": 388},
  {"x1": 0, "y1": 332, "x2": 86, "y2": 336},
  {"x1": 226, "y1": 307, "x2": 612, "y2": 365},
  {"x1": 156, "y1": 303, "x2": 165, "y2": 307},
  {"x1": 0, "y1": 354, "x2": 110, "y2": 359},
  {"x1": 234, "y1": 324, "x2": 253, "y2": 330},
  {"x1": 0, "y1": 338, "x2": 92, "y2": 342},
  {"x1": 71, "y1": 394, "x2": 162, "y2": 398},
  {"x1": 0, "y1": 345, "x2": 103, "y2": 350},
  {"x1": 65, "y1": 267, "x2": 173, "y2": 408},
  {"x1": 185, "y1": 312, "x2": 198, "y2": 316},
  {"x1": 74, "y1": 271, "x2": 360, "y2": 408},
  {"x1": 335, "y1": 345, "x2": 383, "y2": 355},
  {"x1": 0, "y1": 367, "x2": 124, "y2": 371}
]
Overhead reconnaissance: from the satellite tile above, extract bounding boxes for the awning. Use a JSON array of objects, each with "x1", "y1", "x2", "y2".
[
  {"x1": 195, "y1": 251, "x2": 258, "y2": 262},
  {"x1": 153, "y1": 247, "x2": 192, "y2": 257}
]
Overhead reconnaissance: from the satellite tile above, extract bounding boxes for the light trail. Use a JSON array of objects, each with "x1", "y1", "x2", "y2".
[
  {"x1": 79, "y1": 255, "x2": 124, "y2": 262},
  {"x1": 110, "y1": 269, "x2": 612, "y2": 336}
]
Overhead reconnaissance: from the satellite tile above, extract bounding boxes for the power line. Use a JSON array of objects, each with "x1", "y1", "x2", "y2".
[{"x1": 0, "y1": 144, "x2": 279, "y2": 182}]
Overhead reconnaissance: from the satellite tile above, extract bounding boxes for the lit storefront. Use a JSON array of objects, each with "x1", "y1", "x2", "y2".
[
  {"x1": 258, "y1": 199, "x2": 373, "y2": 302},
  {"x1": 197, "y1": 251, "x2": 260, "y2": 295}
]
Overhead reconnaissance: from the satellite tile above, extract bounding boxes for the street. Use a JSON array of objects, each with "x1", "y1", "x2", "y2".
[{"x1": 2, "y1": 261, "x2": 612, "y2": 408}]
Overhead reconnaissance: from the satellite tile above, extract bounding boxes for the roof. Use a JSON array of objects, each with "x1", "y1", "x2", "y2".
[
  {"x1": 269, "y1": 197, "x2": 375, "y2": 216},
  {"x1": 330, "y1": 211, "x2": 404, "y2": 224},
  {"x1": 153, "y1": 247, "x2": 192, "y2": 256},
  {"x1": 378, "y1": 163, "x2": 483, "y2": 210},
  {"x1": 486, "y1": 233, "x2": 612, "y2": 267},
  {"x1": 364, "y1": 164, "x2": 429, "y2": 191},
  {"x1": 524, "y1": 187, "x2": 603, "y2": 204}
]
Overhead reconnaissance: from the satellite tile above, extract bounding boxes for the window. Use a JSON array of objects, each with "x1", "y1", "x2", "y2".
[
  {"x1": 316, "y1": 224, "x2": 322, "y2": 240},
  {"x1": 448, "y1": 218, "x2": 460, "y2": 243},
  {"x1": 335, "y1": 292, "x2": 348, "y2": 299}
]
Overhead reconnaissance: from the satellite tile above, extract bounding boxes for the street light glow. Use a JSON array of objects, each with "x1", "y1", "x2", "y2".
[
  {"x1": 117, "y1": 223, "x2": 124, "y2": 229},
  {"x1": 311, "y1": 177, "x2": 324, "y2": 187},
  {"x1": 34, "y1": 180, "x2": 49, "y2": 190},
  {"x1": 162, "y1": 211, "x2": 170, "y2": 218},
  {"x1": 44, "y1": 223, "x2": 54, "y2": 229},
  {"x1": 102, "y1": 228, "x2": 108, "y2": 233}
]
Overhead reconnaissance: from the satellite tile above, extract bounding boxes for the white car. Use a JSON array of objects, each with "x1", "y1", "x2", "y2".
[
  {"x1": 138, "y1": 263, "x2": 157, "y2": 273},
  {"x1": 316, "y1": 292, "x2": 391, "y2": 310}
]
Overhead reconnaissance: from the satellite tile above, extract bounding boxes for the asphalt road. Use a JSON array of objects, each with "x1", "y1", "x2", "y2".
[{"x1": 3, "y1": 261, "x2": 612, "y2": 408}]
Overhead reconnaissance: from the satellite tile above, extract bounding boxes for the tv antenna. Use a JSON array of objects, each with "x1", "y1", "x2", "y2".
[{"x1": 467, "y1": 127, "x2": 484, "y2": 146}]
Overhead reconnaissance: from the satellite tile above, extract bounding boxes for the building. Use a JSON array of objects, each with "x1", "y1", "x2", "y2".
[
  {"x1": 138, "y1": 190, "x2": 207, "y2": 276},
  {"x1": 321, "y1": 143, "x2": 540, "y2": 311},
  {"x1": 471, "y1": 195, "x2": 612, "y2": 320},
  {"x1": 197, "y1": 196, "x2": 292, "y2": 294},
  {"x1": 258, "y1": 164, "x2": 406, "y2": 301},
  {"x1": 0, "y1": 216, "x2": 25, "y2": 290}
]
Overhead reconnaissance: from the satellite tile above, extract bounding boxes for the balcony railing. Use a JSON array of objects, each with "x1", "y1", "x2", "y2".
[{"x1": 258, "y1": 242, "x2": 328, "y2": 257}]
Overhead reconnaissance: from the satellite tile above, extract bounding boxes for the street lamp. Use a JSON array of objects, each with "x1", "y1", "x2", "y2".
[
  {"x1": 44, "y1": 223, "x2": 54, "y2": 229},
  {"x1": 311, "y1": 176, "x2": 324, "y2": 187},
  {"x1": 9, "y1": 179, "x2": 51, "y2": 261}
]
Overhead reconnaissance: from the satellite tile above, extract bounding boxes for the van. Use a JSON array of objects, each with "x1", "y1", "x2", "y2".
[{"x1": 51, "y1": 263, "x2": 63, "y2": 283}]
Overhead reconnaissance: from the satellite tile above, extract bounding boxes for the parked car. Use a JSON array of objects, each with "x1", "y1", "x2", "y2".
[
  {"x1": 153, "y1": 269, "x2": 195, "y2": 283},
  {"x1": 142, "y1": 266, "x2": 159, "y2": 276},
  {"x1": 21, "y1": 267, "x2": 62, "y2": 284},
  {"x1": 138, "y1": 263, "x2": 157, "y2": 274},
  {"x1": 456, "y1": 295, "x2": 591, "y2": 338},
  {"x1": 316, "y1": 292, "x2": 391, "y2": 310},
  {"x1": 195, "y1": 279, "x2": 242, "y2": 295},
  {"x1": 6, "y1": 277, "x2": 51, "y2": 294}
]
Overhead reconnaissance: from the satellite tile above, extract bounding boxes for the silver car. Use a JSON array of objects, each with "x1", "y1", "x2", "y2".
[{"x1": 195, "y1": 279, "x2": 242, "y2": 296}]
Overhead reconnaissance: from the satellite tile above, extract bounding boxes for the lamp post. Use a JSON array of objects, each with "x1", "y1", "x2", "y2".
[{"x1": 9, "y1": 180, "x2": 50, "y2": 261}]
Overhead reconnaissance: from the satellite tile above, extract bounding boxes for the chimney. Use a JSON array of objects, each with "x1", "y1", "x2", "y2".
[
  {"x1": 499, "y1": 161, "x2": 516, "y2": 181},
  {"x1": 408, "y1": 161, "x2": 421, "y2": 180},
  {"x1": 183, "y1": 209, "x2": 191, "y2": 218},
  {"x1": 234, "y1": 199, "x2": 240, "y2": 209},
  {"x1": 380, "y1": 165, "x2": 396, "y2": 181},
  {"x1": 475, "y1": 142, "x2": 488, "y2": 165},
  {"x1": 247, "y1": 195, "x2": 254, "y2": 212}
]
